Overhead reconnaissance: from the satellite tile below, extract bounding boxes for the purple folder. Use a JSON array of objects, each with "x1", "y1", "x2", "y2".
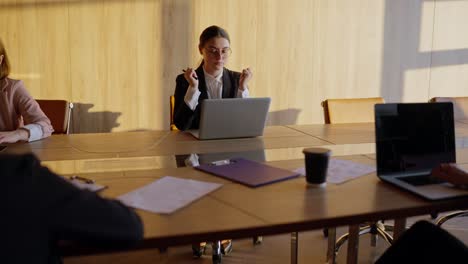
[{"x1": 195, "y1": 158, "x2": 300, "y2": 187}]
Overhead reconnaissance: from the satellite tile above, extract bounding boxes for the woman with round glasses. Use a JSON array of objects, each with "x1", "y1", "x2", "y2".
[
  {"x1": 173, "y1": 25, "x2": 253, "y2": 131},
  {"x1": 173, "y1": 25, "x2": 257, "y2": 260}
]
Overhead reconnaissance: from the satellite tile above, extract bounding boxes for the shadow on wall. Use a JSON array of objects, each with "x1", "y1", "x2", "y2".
[
  {"x1": 70, "y1": 103, "x2": 121, "y2": 133},
  {"x1": 265, "y1": 108, "x2": 301, "y2": 126}
]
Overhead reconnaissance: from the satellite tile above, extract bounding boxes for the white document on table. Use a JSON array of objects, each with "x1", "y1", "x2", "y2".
[
  {"x1": 295, "y1": 158, "x2": 376, "y2": 184},
  {"x1": 118, "y1": 176, "x2": 223, "y2": 214}
]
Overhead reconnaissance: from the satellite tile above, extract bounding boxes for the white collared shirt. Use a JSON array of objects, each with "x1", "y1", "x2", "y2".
[
  {"x1": 184, "y1": 68, "x2": 249, "y2": 111},
  {"x1": 204, "y1": 70, "x2": 223, "y2": 99}
]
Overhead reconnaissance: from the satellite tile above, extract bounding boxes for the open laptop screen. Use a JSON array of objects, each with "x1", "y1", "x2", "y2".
[
  {"x1": 375, "y1": 103, "x2": 455, "y2": 176},
  {"x1": 194, "y1": 97, "x2": 271, "y2": 140}
]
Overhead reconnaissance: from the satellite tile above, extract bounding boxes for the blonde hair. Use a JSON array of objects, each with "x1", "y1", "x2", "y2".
[{"x1": 0, "y1": 38, "x2": 11, "y2": 79}]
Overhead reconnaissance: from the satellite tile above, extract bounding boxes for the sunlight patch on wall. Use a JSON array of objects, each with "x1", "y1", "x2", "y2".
[
  {"x1": 429, "y1": 64, "x2": 468, "y2": 97},
  {"x1": 431, "y1": 1, "x2": 468, "y2": 52},
  {"x1": 9, "y1": 73, "x2": 42, "y2": 80},
  {"x1": 402, "y1": 68, "x2": 431, "y2": 102}
]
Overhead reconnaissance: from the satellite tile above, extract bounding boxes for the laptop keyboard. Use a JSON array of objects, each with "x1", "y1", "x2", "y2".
[{"x1": 398, "y1": 175, "x2": 446, "y2": 186}]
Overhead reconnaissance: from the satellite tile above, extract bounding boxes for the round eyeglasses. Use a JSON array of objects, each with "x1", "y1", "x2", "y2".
[{"x1": 204, "y1": 47, "x2": 232, "y2": 58}]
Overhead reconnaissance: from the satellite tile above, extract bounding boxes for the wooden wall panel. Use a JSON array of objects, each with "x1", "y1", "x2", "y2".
[
  {"x1": 135, "y1": 0, "x2": 162, "y2": 130},
  {"x1": 254, "y1": 0, "x2": 314, "y2": 125},
  {"x1": 307, "y1": 0, "x2": 386, "y2": 123},
  {"x1": 0, "y1": 0, "x2": 467, "y2": 132},
  {"x1": 0, "y1": 0, "x2": 71, "y2": 100},
  {"x1": 68, "y1": 1, "x2": 141, "y2": 132},
  {"x1": 159, "y1": 0, "x2": 196, "y2": 130},
  {"x1": 429, "y1": 0, "x2": 468, "y2": 98}
]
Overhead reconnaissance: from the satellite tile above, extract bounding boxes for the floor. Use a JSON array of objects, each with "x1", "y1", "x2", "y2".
[{"x1": 64, "y1": 212, "x2": 468, "y2": 264}]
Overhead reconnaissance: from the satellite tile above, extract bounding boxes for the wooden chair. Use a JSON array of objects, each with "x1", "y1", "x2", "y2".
[
  {"x1": 36, "y1": 99, "x2": 74, "y2": 134},
  {"x1": 321, "y1": 97, "x2": 385, "y2": 124},
  {"x1": 170, "y1": 95, "x2": 178, "y2": 131},
  {"x1": 321, "y1": 97, "x2": 393, "y2": 263},
  {"x1": 430, "y1": 97, "x2": 468, "y2": 227},
  {"x1": 429, "y1": 96, "x2": 468, "y2": 120}
]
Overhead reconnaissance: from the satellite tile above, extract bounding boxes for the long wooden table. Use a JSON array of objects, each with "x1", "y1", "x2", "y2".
[
  {"x1": 59, "y1": 160, "x2": 468, "y2": 263},
  {"x1": 4, "y1": 123, "x2": 468, "y2": 264},
  {"x1": 5, "y1": 122, "x2": 468, "y2": 161}
]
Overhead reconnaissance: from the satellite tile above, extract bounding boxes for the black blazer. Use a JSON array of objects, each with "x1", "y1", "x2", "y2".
[
  {"x1": 173, "y1": 66, "x2": 241, "y2": 130},
  {"x1": 0, "y1": 154, "x2": 143, "y2": 264}
]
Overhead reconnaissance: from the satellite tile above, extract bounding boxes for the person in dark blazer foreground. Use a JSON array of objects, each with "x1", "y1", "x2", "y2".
[
  {"x1": 0, "y1": 154, "x2": 143, "y2": 264},
  {"x1": 173, "y1": 25, "x2": 253, "y2": 131},
  {"x1": 376, "y1": 220, "x2": 468, "y2": 263},
  {"x1": 376, "y1": 163, "x2": 468, "y2": 263}
]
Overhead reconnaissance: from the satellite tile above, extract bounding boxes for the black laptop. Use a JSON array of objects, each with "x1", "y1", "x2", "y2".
[{"x1": 375, "y1": 102, "x2": 468, "y2": 200}]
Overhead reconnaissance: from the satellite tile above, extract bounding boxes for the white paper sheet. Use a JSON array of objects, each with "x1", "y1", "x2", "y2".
[
  {"x1": 118, "y1": 176, "x2": 223, "y2": 214},
  {"x1": 295, "y1": 158, "x2": 376, "y2": 184}
]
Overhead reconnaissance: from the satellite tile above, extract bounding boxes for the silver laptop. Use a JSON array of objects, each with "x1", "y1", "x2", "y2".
[
  {"x1": 188, "y1": 97, "x2": 271, "y2": 140},
  {"x1": 375, "y1": 102, "x2": 468, "y2": 200}
]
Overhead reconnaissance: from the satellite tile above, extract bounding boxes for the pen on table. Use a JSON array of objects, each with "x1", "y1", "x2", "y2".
[
  {"x1": 211, "y1": 159, "x2": 232, "y2": 166},
  {"x1": 70, "y1": 175, "x2": 95, "y2": 184},
  {"x1": 182, "y1": 69, "x2": 198, "y2": 80}
]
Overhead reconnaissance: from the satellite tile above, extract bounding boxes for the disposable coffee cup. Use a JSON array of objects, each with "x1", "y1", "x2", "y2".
[{"x1": 302, "y1": 148, "x2": 331, "y2": 187}]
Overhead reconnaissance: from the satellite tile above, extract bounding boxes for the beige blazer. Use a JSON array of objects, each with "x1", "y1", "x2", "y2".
[{"x1": 0, "y1": 78, "x2": 53, "y2": 140}]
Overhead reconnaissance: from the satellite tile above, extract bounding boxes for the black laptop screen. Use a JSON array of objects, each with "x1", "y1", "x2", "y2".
[{"x1": 375, "y1": 103, "x2": 456, "y2": 176}]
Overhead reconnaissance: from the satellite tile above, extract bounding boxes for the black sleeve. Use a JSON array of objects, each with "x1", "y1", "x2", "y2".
[
  {"x1": 376, "y1": 220, "x2": 468, "y2": 264},
  {"x1": 3, "y1": 154, "x2": 143, "y2": 248},
  {"x1": 42, "y1": 172, "x2": 143, "y2": 248},
  {"x1": 173, "y1": 74, "x2": 199, "y2": 130}
]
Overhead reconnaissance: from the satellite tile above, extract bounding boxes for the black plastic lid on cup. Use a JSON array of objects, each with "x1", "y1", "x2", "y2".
[{"x1": 302, "y1": 147, "x2": 331, "y2": 155}]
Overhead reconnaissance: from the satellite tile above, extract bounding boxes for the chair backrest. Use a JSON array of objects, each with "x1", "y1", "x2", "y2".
[
  {"x1": 36, "y1": 99, "x2": 73, "y2": 134},
  {"x1": 170, "y1": 95, "x2": 178, "y2": 131},
  {"x1": 429, "y1": 97, "x2": 468, "y2": 120},
  {"x1": 321, "y1": 97, "x2": 385, "y2": 124}
]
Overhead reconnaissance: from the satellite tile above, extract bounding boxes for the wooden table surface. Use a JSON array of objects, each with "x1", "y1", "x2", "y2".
[
  {"x1": 60, "y1": 157, "x2": 468, "y2": 261},
  {"x1": 4, "y1": 123, "x2": 468, "y2": 263}
]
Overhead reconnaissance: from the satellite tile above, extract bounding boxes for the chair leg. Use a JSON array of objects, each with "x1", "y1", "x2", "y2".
[
  {"x1": 192, "y1": 242, "x2": 206, "y2": 258},
  {"x1": 253, "y1": 236, "x2": 263, "y2": 245},
  {"x1": 323, "y1": 228, "x2": 329, "y2": 237},
  {"x1": 333, "y1": 223, "x2": 394, "y2": 258},
  {"x1": 220, "y1": 240, "x2": 232, "y2": 255},
  {"x1": 372, "y1": 222, "x2": 394, "y2": 246},
  {"x1": 375, "y1": 225, "x2": 393, "y2": 244},
  {"x1": 436, "y1": 211, "x2": 468, "y2": 226},
  {"x1": 381, "y1": 223, "x2": 394, "y2": 233},
  {"x1": 326, "y1": 227, "x2": 337, "y2": 264},
  {"x1": 291, "y1": 232, "x2": 298, "y2": 264},
  {"x1": 370, "y1": 224, "x2": 378, "y2": 247},
  {"x1": 212, "y1": 240, "x2": 222, "y2": 264},
  {"x1": 347, "y1": 225, "x2": 360, "y2": 264},
  {"x1": 334, "y1": 225, "x2": 372, "y2": 255}
]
